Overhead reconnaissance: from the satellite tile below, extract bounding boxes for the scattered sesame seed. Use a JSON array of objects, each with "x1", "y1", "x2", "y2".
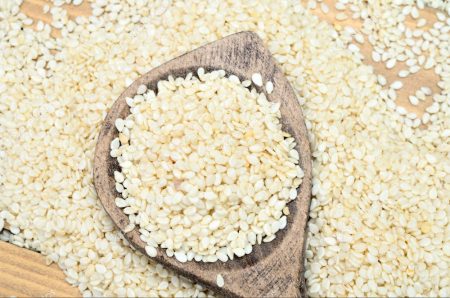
[
  {"x1": 320, "y1": 3, "x2": 329, "y2": 14},
  {"x1": 372, "y1": 51, "x2": 381, "y2": 62},
  {"x1": 266, "y1": 81, "x2": 274, "y2": 94},
  {"x1": 216, "y1": 274, "x2": 225, "y2": 287},
  {"x1": 398, "y1": 70, "x2": 410, "y2": 78},
  {"x1": 377, "y1": 74, "x2": 387, "y2": 86},
  {"x1": 409, "y1": 95, "x2": 419, "y2": 106},
  {"x1": 390, "y1": 80, "x2": 403, "y2": 90},
  {"x1": 145, "y1": 246, "x2": 158, "y2": 258},
  {"x1": 335, "y1": 12, "x2": 348, "y2": 21},
  {"x1": 251, "y1": 72, "x2": 263, "y2": 86},
  {"x1": 3, "y1": 1, "x2": 449, "y2": 297},
  {"x1": 386, "y1": 58, "x2": 397, "y2": 69}
]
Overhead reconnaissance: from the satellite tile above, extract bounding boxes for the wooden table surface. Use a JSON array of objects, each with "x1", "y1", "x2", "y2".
[
  {"x1": 1, "y1": 0, "x2": 439, "y2": 296},
  {"x1": 0, "y1": 241, "x2": 80, "y2": 297}
]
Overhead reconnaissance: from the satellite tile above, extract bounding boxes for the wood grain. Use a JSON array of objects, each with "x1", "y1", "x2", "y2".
[
  {"x1": 0, "y1": 242, "x2": 80, "y2": 297},
  {"x1": 94, "y1": 31, "x2": 312, "y2": 298}
]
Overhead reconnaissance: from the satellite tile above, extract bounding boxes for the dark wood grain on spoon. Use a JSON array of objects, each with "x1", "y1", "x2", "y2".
[{"x1": 93, "y1": 31, "x2": 312, "y2": 298}]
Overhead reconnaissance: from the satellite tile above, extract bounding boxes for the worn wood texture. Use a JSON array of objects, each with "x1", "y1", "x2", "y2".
[
  {"x1": 0, "y1": 241, "x2": 80, "y2": 297},
  {"x1": 94, "y1": 31, "x2": 313, "y2": 298}
]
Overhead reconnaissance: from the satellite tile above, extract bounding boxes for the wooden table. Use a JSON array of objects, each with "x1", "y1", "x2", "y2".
[
  {"x1": 0, "y1": 241, "x2": 79, "y2": 297},
  {"x1": 1, "y1": 0, "x2": 439, "y2": 296}
]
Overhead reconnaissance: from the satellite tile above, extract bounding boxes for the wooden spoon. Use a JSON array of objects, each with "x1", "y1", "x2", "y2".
[{"x1": 93, "y1": 31, "x2": 312, "y2": 297}]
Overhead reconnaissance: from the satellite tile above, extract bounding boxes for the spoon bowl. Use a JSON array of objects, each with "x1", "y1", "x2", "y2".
[{"x1": 94, "y1": 31, "x2": 312, "y2": 297}]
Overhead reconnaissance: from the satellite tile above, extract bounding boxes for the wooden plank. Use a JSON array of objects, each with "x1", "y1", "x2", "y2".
[{"x1": 0, "y1": 242, "x2": 80, "y2": 297}]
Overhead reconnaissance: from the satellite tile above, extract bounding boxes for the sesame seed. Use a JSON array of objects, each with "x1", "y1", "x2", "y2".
[
  {"x1": 390, "y1": 81, "x2": 403, "y2": 90},
  {"x1": 145, "y1": 246, "x2": 158, "y2": 258},
  {"x1": 266, "y1": 81, "x2": 274, "y2": 94},
  {"x1": 386, "y1": 58, "x2": 397, "y2": 69},
  {"x1": 3, "y1": 1, "x2": 449, "y2": 297},
  {"x1": 216, "y1": 274, "x2": 224, "y2": 287},
  {"x1": 251, "y1": 72, "x2": 263, "y2": 86},
  {"x1": 398, "y1": 70, "x2": 410, "y2": 78}
]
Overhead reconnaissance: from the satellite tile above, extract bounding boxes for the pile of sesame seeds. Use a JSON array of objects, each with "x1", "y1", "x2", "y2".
[
  {"x1": 0, "y1": 0, "x2": 449, "y2": 297},
  {"x1": 112, "y1": 69, "x2": 303, "y2": 263}
]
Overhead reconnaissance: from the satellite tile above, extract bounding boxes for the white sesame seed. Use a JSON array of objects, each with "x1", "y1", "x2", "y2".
[
  {"x1": 251, "y1": 72, "x2": 263, "y2": 87},
  {"x1": 335, "y1": 2, "x2": 346, "y2": 10},
  {"x1": 396, "y1": 106, "x2": 407, "y2": 115},
  {"x1": 307, "y1": 0, "x2": 316, "y2": 9},
  {"x1": 136, "y1": 84, "x2": 147, "y2": 95},
  {"x1": 336, "y1": 12, "x2": 348, "y2": 21},
  {"x1": 242, "y1": 80, "x2": 251, "y2": 87},
  {"x1": 420, "y1": 86, "x2": 432, "y2": 95},
  {"x1": 174, "y1": 251, "x2": 188, "y2": 263},
  {"x1": 123, "y1": 223, "x2": 135, "y2": 233},
  {"x1": 266, "y1": 81, "x2": 274, "y2": 94},
  {"x1": 386, "y1": 58, "x2": 396, "y2": 69},
  {"x1": 388, "y1": 89, "x2": 397, "y2": 101},
  {"x1": 437, "y1": 12, "x2": 446, "y2": 22},
  {"x1": 426, "y1": 102, "x2": 440, "y2": 114},
  {"x1": 36, "y1": 20, "x2": 44, "y2": 31},
  {"x1": 424, "y1": 57, "x2": 435, "y2": 69},
  {"x1": 411, "y1": 7, "x2": 420, "y2": 19},
  {"x1": 418, "y1": 55, "x2": 426, "y2": 65},
  {"x1": 398, "y1": 70, "x2": 409, "y2": 78},
  {"x1": 417, "y1": 18, "x2": 427, "y2": 27},
  {"x1": 416, "y1": 90, "x2": 426, "y2": 101},
  {"x1": 354, "y1": 33, "x2": 364, "y2": 44},
  {"x1": 115, "y1": 118, "x2": 125, "y2": 132},
  {"x1": 228, "y1": 75, "x2": 240, "y2": 84},
  {"x1": 23, "y1": 18, "x2": 33, "y2": 26},
  {"x1": 372, "y1": 51, "x2": 381, "y2": 62},
  {"x1": 422, "y1": 112, "x2": 431, "y2": 124},
  {"x1": 95, "y1": 264, "x2": 107, "y2": 274},
  {"x1": 390, "y1": 81, "x2": 403, "y2": 90},
  {"x1": 377, "y1": 75, "x2": 387, "y2": 86},
  {"x1": 348, "y1": 43, "x2": 359, "y2": 53},
  {"x1": 406, "y1": 58, "x2": 417, "y2": 67},
  {"x1": 42, "y1": 4, "x2": 50, "y2": 13},
  {"x1": 216, "y1": 274, "x2": 224, "y2": 287},
  {"x1": 406, "y1": 112, "x2": 417, "y2": 120},
  {"x1": 145, "y1": 246, "x2": 157, "y2": 258},
  {"x1": 320, "y1": 3, "x2": 329, "y2": 14},
  {"x1": 409, "y1": 95, "x2": 419, "y2": 106},
  {"x1": 409, "y1": 65, "x2": 420, "y2": 73}
]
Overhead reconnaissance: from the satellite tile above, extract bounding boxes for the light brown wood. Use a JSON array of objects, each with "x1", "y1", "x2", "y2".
[
  {"x1": 3, "y1": 1, "x2": 440, "y2": 297},
  {"x1": 0, "y1": 242, "x2": 80, "y2": 297},
  {"x1": 94, "y1": 31, "x2": 313, "y2": 298}
]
